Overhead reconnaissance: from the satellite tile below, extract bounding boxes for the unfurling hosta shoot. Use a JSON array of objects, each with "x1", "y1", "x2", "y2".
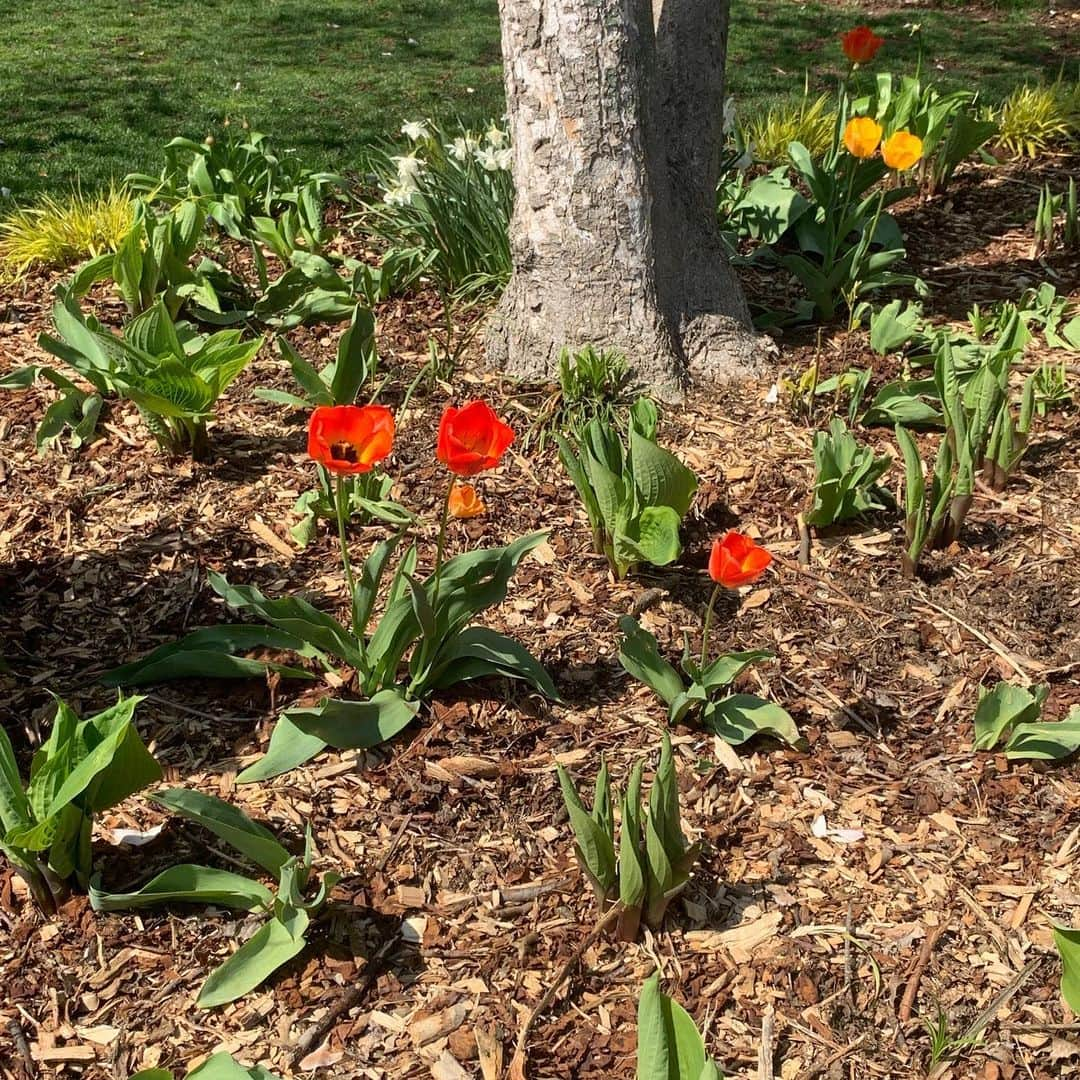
[
  {"x1": 557, "y1": 734, "x2": 699, "y2": 942},
  {"x1": 636, "y1": 972, "x2": 723, "y2": 1079}
]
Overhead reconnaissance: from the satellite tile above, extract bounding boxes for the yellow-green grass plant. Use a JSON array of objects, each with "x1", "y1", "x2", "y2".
[
  {"x1": 996, "y1": 82, "x2": 1077, "y2": 159},
  {"x1": 0, "y1": 183, "x2": 135, "y2": 280},
  {"x1": 741, "y1": 92, "x2": 835, "y2": 166}
]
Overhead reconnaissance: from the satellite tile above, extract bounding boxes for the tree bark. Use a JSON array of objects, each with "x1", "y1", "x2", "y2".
[{"x1": 487, "y1": 0, "x2": 767, "y2": 397}]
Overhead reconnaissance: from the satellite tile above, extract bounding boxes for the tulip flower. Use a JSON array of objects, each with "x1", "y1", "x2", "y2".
[
  {"x1": 881, "y1": 130, "x2": 924, "y2": 172},
  {"x1": 701, "y1": 531, "x2": 773, "y2": 665},
  {"x1": 307, "y1": 404, "x2": 395, "y2": 630},
  {"x1": 437, "y1": 401, "x2": 515, "y2": 477},
  {"x1": 840, "y1": 26, "x2": 884, "y2": 65},
  {"x1": 843, "y1": 116, "x2": 883, "y2": 159},
  {"x1": 709, "y1": 531, "x2": 773, "y2": 589},
  {"x1": 307, "y1": 404, "x2": 395, "y2": 475},
  {"x1": 448, "y1": 483, "x2": 485, "y2": 519}
]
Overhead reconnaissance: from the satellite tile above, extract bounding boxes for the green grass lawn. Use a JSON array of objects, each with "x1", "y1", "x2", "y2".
[{"x1": 0, "y1": 0, "x2": 1073, "y2": 199}]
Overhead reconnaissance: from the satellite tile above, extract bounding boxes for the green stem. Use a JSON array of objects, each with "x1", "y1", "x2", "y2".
[
  {"x1": 333, "y1": 471, "x2": 360, "y2": 633},
  {"x1": 700, "y1": 583, "x2": 722, "y2": 668},
  {"x1": 430, "y1": 477, "x2": 454, "y2": 613}
]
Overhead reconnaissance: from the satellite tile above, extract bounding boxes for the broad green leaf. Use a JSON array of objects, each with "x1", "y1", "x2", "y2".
[
  {"x1": 615, "y1": 505, "x2": 682, "y2": 569},
  {"x1": 618, "y1": 616, "x2": 685, "y2": 708},
  {"x1": 423, "y1": 627, "x2": 558, "y2": 699},
  {"x1": 703, "y1": 694, "x2": 805, "y2": 749},
  {"x1": 698, "y1": 650, "x2": 775, "y2": 692},
  {"x1": 630, "y1": 431, "x2": 698, "y2": 518},
  {"x1": 208, "y1": 571, "x2": 364, "y2": 668},
  {"x1": 972, "y1": 682, "x2": 1047, "y2": 751},
  {"x1": 862, "y1": 380, "x2": 943, "y2": 427},
  {"x1": 90, "y1": 720, "x2": 162, "y2": 811},
  {"x1": 556, "y1": 765, "x2": 617, "y2": 896},
  {"x1": 125, "y1": 301, "x2": 184, "y2": 360},
  {"x1": 869, "y1": 299, "x2": 922, "y2": 356},
  {"x1": 197, "y1": 906, "x2": 309, "y2": 1008},
  {"x1": 187, "y1": 1051, "x2": 284, "y2": 1080},
  {"x1": 287, "y1": 691, "x2": 419, "y2": 750},
  {"x1": 152, "y1": 789, "x2": 291, "y2": 875},
  {"x1": 101, "y1": 625, "x2": 318, "y2": 687},
  {"x1": 637, "y1": 972, "x2": 717, "y2": 1080},
  {"x1": 236, "y1": 713, "x2": 327, "y2": 785},
  {"x1": 329, "y1": 304, "x2": 377, "y2": 404},
  {"x1": 1054, "y1": 926, "x2": 1080, "y2": 1014},
  {"x1": 89, "y1": 865, "x2": 273, "y2": 913},
  {"x1": 0, "y1": 725, "x2": 31, "y2": 833},
  {"x1": 1004, "y1": 709, "x2": 1080, "y2": 762}
]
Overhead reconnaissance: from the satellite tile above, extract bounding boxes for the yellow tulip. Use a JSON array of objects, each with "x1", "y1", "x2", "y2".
[
  {"x1": 843, "y1": 116, "x2": 883, "y2": 159},
  {"x1": 882, "y1": 131, "x2": 924, "y2": 171}
]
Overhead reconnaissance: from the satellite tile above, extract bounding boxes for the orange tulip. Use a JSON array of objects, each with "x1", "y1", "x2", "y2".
[
  {"x1": 307, "y1": 404, "x2": 394, "y2": 475},
  {"x1": 437, "y1": 400, "x2": 515, "y2": 476},
  {"x1": 840, "y1": 26, "x2": 884, "y2": 65},
  {"x1": 843, "y1": 116, "x2": 883, "y2": 159},
  {"x1": 882, "y1": 130, "x2": 924, "y2": 171},
  {"x1": 448, "y1": 483, "x2": 485, "y2": 519},
  {"x1": 708, "y1": 531, "x2": 772, "y2": 589}
]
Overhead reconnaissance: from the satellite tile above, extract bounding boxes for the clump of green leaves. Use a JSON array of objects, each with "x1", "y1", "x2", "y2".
[
  {"x1": 0, "y1": 695, "x2": 160, "y2": 914},
  {"x1": 361, "y1": 120, "x2": 513, "y2": 298},
  {"x1": 637, "y1": 972, "x2": 723, "y2": 1079},
  {"x1": 91, "y1": 788, "x2": 339, "y2": 1008},
  {"x1": 618, "y1": 616, "x2": 803, "y2": 749},
  {"x1": 806, "y1": 418, "x2": 893, "y2": 526},
  {"x1": 972, "y1": 682, "x2": 1080, "y2": 761},
  {"x1": 556, "y1": 399, "x2": 698, "y2": 578},
  {"x1": 996, "y1": 83, "x2": 1076, "y2": 159},
  {"x1": 1032, "y1": 183, "x2": 1061, "y2": 258},
  {"x1": 131, "y1": 1052, "x2": 283, "y2": 1080},
  {"x1": 104, "y1": 531, "x2": 557, "y2": 782},
  {"x1": 896, "y1": 337, "x2": 1035, "y2": 576},
  {"x1": 26, "y1": 292, "x2": 261, "y2": 457},
  {"x1": 557, "y1": 343, "x2": 632, "y2": 431},
  {"x1": 557, "y1": 734, "x2": 699, "y2": 942}
]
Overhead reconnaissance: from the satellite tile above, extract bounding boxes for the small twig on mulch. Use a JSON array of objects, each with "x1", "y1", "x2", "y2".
[
  {"x1": 6, "y1": 1016, "x2": 35, "y2": 1080},
  {"x1": 509, "y1": 902, "x2": 624, "y2": 1080},
  {"x1": 292, "y1": 932, "x2": 401, "y2": 1065},
  {"x1": 899, "y1": 920, "x2": 949, "y2": 1024},
  {"x1": 758, "y1": 1005, "x2": 776, "y2": 1080}
]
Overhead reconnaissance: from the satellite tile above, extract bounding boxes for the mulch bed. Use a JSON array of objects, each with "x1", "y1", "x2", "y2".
[{"x1": 0, "y1": 150, "x2": 1078, "y2": 1080}]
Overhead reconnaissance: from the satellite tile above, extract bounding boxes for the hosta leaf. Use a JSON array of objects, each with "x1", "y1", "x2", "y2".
[
  {"x1": 972, "y1": 681, "x2": 1047, "y2": 751},
  {"x1": 119, "y1": 360, "x2": 217, "y2": 420},
  {"x1": 187, "y1": 1051, "x2": 285, "y2": 1080},
  {"x1": 698, "y1": 649, "x2": 775, "y2": 691},
  {"x1": 89, "y1": 865, "x2": 273, "y2": 912},
  {"x1": 630, "y1": 431, "x2": 698, "y2": 518},
  {"x1": 615, "y1": 505, "x2": 682, "y2": 569},
  {"x1": 125, "y1": 301, "x2": 184, "y2": 360},
  {"x1": 637, "y1": 972, "x2": 716, "y2": 1080},
  {"x1": 152, "y1": 789, "x2": 291, "y2": 875},
  {"x1": 197, "y1": 906, "x2": 309, "y2": 1008},
  {"x1": 556, "y1": 765, "x2": 617, "y2": 896},
  {"x1": 703, "y1": 694, "x2": 805, "y2": 749},
  {"x1": 1004, "y1": 709, "x2": 1080, "y2": 762},
  {"x1": 0, "y1": 725, "x2": 31, "y2": 834}
]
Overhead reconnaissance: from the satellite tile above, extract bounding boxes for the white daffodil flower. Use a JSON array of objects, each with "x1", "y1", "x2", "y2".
[
  {"x1": 392, "y1": 153, "x2": 424, "y2": 183},
  {"x1": 485, "y1": 124, "x2": 508, "y2": 148},
  {"x1": 447, "y1": 134, "x2": 481, "y2": 162},
  {"x1": 383, "y1": 183, "x2": 416, "y2": 207},
  {"x1": 722, "y1": 96, "x2": 737, "y2": 136},
  {"x1": 474, "y1": 146, "x2": 502, "y2": 172},
  {"x1": 400, "y1": 120, "x2": 430, "y2": 141},
  {"x1": 494, "y1": 147, "x2": 513, "y2": 171}
]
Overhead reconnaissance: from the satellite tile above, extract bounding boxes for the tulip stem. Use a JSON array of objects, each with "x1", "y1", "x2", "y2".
[
  {"x1": 700, "y1": 583, "x2": 722, "y2": 668},
  {"x1": 430, "y1": 478, "x2": 454, "y2": 614},
  {"x1": 333, "y1": 473, "x2": 360, "y2": 633}
]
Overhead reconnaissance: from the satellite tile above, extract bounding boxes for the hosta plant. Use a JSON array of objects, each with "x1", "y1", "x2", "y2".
[
  {"x1": 556, "y1": 398, "x2": 698, "y2": 578},
  {"x1": 34, "y1": 292, "x2": 262, "y2": 457},
  {"x1": 1054, "y1": 927, "x2": 1080, "y2": 1018},
  {"x1": 557, "y1": 734, "x2": 699, "y2": 942},
  {"x1": 91, "y1": 789, "x2": 338, "y2": 1008},
  {"x1": 253, "y1": 303, "x2": 410, "y2": 545},
  {"x1": 104, "y1": 402, "x2": 557, "y2": 781},
  {"x1": 0, "y1": 695, "x2": 160, "y2": 914},
  {"x1": 131, "y1": 1052, "x2": 282, "y2": 1080},
  {"x1": 972, "y1": 682, "x2": 1080, "y2": 762},
  {"x1": 806, "y1": 417, "x2": 893, "y2": 526},
  {"x1": 637, "y1": 972, "x2": 723, "y2": 1079},
  {"x1": 618, "y1": 532, "x2": 803, "y2": 749}
]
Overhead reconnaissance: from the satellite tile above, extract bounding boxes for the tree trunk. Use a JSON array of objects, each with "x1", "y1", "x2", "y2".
[{"x1": 487, "y1": 0, "x2": 768, "y2": 398}]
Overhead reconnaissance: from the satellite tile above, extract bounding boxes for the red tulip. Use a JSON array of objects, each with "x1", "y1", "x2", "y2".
[
  {"x1": 840, "y1": 26, "x2": 884, "y2": 64},
  {"x1": 437, "y1": 400, "x2": 515, "y2": 477},
  {"x1": 708, "y1": 530, "x2": 772, "y2": 589},
  {"x1": 307, "y1": 404, "x2": 394, "y2": 475}
]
